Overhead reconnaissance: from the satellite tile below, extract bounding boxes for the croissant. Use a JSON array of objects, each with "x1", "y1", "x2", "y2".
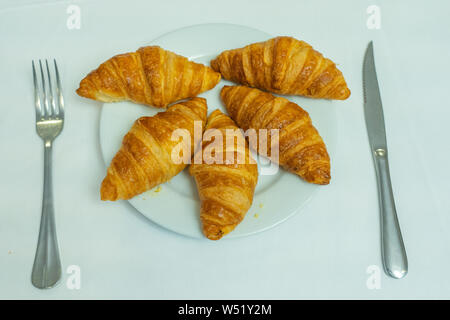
[
  {"x1": 101, "y1": 97, "x2": 207, "y2": 201},
  {"x1": 211, "y1": 36, "x2": 350, "y2": 100},
  {"x1": 77, "y1": 46, "x2": 221, "y2": 108},
  {"x1": 221, "y1": 85, "x2": 330, "y2": 185},
  {"x1": 189, "y1": 110, "x2": 258, "y2": 240}
]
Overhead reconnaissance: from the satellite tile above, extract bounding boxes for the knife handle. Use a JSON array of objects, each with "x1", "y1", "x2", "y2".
[{"x1": 373, "y1": 148, "x2": 408, "y2": 279}]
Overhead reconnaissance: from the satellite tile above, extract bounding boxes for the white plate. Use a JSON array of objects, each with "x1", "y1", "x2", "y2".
[{"x1": 99, "y1": 23, "x2": 337, "y2": 239}]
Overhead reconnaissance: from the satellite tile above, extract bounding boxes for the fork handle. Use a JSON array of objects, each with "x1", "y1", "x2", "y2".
[
  {"x1": 373, "y1": 149, "x2": 408, "y2": 279},
  {"x1": 32, "y1": 141, "x2": 62, "y2": 289}
]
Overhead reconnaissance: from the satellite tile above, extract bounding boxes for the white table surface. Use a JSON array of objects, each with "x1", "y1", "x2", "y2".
[{"x1": 1, "y1": 0, "x2": 449, "y2": 299}]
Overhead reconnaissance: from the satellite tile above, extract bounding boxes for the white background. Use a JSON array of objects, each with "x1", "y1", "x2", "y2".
[{"x1": 0, "y1": 0, "x2": 449, "y2": 299}]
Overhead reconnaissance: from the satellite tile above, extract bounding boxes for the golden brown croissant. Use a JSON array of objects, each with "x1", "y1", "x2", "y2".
[
  {"x1": 189, "y1": 110, "x2": 258, "y2": 240},
  {"x1": 101, "y1": 97, "x2": 207, "y2": 201},
  {"x1": 77, "y1": 46, "x2": 221, "y2": 108},
  {"x1": 221, "y1": 85, "x2": 330, "y2": 185},
  {"x1": 211, "y1": 36, "x2": 350, "y2": 100}
]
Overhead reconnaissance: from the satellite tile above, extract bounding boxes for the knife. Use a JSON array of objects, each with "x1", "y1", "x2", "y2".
[{"x1": 363, "y1": 41, "x2": 408, "y2": 279}]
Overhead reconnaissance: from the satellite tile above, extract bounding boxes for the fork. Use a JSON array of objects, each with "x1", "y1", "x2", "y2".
[{"x1": 31, "y1": 60, "x2": 64, "y2": 289}]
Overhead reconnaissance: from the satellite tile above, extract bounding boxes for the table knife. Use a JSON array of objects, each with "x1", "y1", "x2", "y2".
[{"x1": 363, "y1": 41, "x2": 408, "y2": 279}]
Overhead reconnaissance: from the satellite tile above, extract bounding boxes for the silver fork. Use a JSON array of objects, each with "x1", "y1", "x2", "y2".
[{"x1": 31, "y1": 60, "x2": 64, "y2": 289}]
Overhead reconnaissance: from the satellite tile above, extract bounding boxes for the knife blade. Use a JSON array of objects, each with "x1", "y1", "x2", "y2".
[
  {"x1": 363, "y1": 41, "x2": 408, "y2": 279},
  {"x1": 363, "y1": 42, "x2": 387, "y2": 150}
]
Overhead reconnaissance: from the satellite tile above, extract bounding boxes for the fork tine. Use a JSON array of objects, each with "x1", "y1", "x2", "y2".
[
  {"x1": 54, "y1": 59, "x2": 64, "y2": 119},
  {"x1": 32, "y1": 61, "x2": 43, "y2": 120},
  {"x1": 45, "y1": 59, "x2": 57, "y2": 118},
  {"x1": 38, "y1": 60, "x2": 50, "y2": 118}
]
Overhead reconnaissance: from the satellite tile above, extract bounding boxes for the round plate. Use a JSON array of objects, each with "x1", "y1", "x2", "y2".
[{"x1": 99, "y1": 23, "x2": 337, "y2": 239}]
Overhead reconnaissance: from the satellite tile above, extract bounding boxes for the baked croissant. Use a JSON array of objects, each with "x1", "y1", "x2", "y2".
[
  {"x1": 101, "y1": 97, "x2": 207, "y2": 201},
  {"x1": 211, "y1": 36, "x2": 350, "y2": 100},
  {"x1": 77, "y1": 46, "x2": 221, "y2": 108},
  {"x1": 189, "y1": 110, "x2": 258, "y2": 240},
  {"x1": 221, "y1": 85, "x2": 330, "y2": 185}
]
